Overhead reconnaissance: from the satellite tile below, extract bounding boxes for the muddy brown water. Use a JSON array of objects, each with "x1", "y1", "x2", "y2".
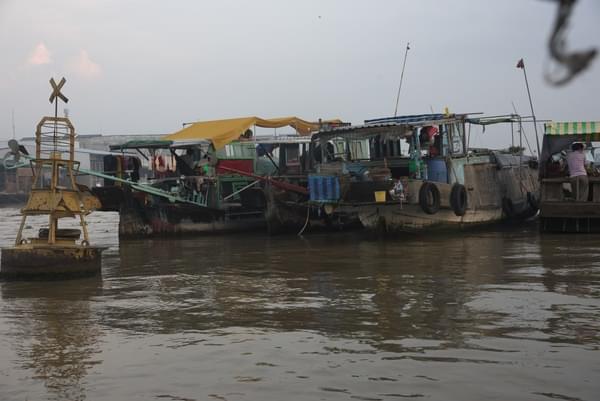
[{"x1": 0, "y1": 208, "x2": 598, "y2": 401}]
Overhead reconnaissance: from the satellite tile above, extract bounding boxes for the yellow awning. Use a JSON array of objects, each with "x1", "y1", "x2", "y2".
[{"x1": 163, "y1": 116, "x2": 341, "y2": 149}]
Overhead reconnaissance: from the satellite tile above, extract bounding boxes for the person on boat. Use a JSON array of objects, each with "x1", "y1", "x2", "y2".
[
  {"x1": 154, "y1": 154, "x2": 167, "y2": 179},
  {"x1": 240, "y1": 129, "x2": 253, "y2": 140},
  {"x1": 256, "y1": 143, "x2": 274, "y2": 157},
  {"x1": 419, "y1": 126, "x2": 439, "y2": 156},
  {"x1": 567, "y1": 142, "x2": 589, "y2": 201},
  {"x1": 181, "y1": 148, "x2": 196, "y2": 170}
]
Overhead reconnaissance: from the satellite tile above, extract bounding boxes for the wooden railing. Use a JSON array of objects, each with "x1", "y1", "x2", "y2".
[{"x1": 541, "y1": 177, "x2": 600, "y2": 202}]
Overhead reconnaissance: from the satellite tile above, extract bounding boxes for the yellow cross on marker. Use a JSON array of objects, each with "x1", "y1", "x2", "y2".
[{"x1": 49, "y1": 77, "x2": 68, "y2": 104}]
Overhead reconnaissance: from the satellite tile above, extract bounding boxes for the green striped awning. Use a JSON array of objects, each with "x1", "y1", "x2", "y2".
[{"x1": 544, "y1": 121, "x2": 600, "y2": 137}]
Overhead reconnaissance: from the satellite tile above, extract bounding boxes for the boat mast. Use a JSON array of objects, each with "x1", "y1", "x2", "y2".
[
  {"x1": 11, "y1": 109, "x2": 16, "y2": 139},
  {"x1": 516, "y1": 58, "x2": 541, "y2": 157},
  {"x1": 394, "y1": 42, "x2": 410, "y2": 117}
]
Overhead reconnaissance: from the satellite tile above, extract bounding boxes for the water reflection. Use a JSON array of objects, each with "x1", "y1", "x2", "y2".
[
  {"x1": 105, "y1": 231, "x2": 513, "y2": 345},
  {"x1": 0, "y1": 278, "x2": 103, "y2": 401},
  {"x1": 0, "y1": 211, "x2": 599, "y2": 401}
]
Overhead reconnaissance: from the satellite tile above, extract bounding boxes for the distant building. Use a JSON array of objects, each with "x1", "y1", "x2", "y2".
[{"x1": 0, "y1": 133, "x2": 162, "y2": 198}]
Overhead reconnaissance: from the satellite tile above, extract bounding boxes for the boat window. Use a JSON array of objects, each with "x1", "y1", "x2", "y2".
[
  {"x1": 220, "y1": 142, "x2": 256, "y2": 159},
  {"x1": 369, "y1": 136, "x2": 403, "y2": 160},
  {"x1": 285, "y1": 145, "x2": 300, "y2": 165},
  {"x1": 348, "y1": 139, "x2": 370, "y2": 160},
  {"x1": 89, "y1": 154, "x2": 104, "y2": 187},
  {"x1": 449, "y1": 123, "x2": 465, "y2": 155},
  {"x1": 593, "y1": 148, "x2": 600, "y2": 164},
  {"x1": 331, "y1": 139, "x2": 346, "y2": 160}
]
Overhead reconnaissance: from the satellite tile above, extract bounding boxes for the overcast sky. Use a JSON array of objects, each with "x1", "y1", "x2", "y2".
[{"x1": 0, "y1": 0, "x2": 598, "y2": 149}]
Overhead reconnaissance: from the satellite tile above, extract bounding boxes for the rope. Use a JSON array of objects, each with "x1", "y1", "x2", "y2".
[{"x1": 297, "y1": 205, "x2": 310, "y2": 236}]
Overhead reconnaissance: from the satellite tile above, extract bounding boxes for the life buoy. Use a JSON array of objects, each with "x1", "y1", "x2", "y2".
[
  {"x1": 419, "y1": 182, "x2": 440, "y2": 214},
  {"x1": 450, "y1": 184, "x2": 468, "y2": 216}
]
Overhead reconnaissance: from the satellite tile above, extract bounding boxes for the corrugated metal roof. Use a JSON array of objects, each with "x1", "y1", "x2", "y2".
[
  {"x1": 364, "y1": 113, "x2": 449, "y2": 125},
  {"x1": 317, "y1": 113, "x2": 470, "y2": 139}
]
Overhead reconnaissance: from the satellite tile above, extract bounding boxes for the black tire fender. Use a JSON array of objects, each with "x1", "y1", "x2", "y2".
[
  {"x1": 419, "y1": 182, "x2": 441, "y2": 215},
  {"x1": 502, "y1": 197, "x2": 515, "y2": 218},
  {"x1": 526, "y1": 191, "x2": 539, "y2": 212},
  {"x1": 450, "y1": 184, "x2": 468, "y2": 216}
]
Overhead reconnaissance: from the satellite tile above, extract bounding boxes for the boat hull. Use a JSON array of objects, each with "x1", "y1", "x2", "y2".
[
  {"x1": 94, "y1": 184, "x2": 268, "y2": 237},
  {"x1": 264, "y1": 184, "x2": 360, "y2": 234},
  {"x1": 355, "y1": 203, "x2": 504, "y2": 233},
  {"x1": 118, "y1": 192, "x2": 266, "y2": 238},
  {"x1": 540, "y1": 201, "x2": 600, "y2": 233},
  {"x1": 350, "y1": 157, "x2": 539, "y2": 233}
]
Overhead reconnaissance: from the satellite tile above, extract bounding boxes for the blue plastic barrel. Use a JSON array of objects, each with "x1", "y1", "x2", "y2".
[
  {"x1": 426, "y1": 159, "x2": 448, "y2": 183},
  {"x1": 308, "y1": 175, "x2": 340, "y2": 202},
  {"x1": 309, "y1": 175, "x2": 318, "y2": 201}
]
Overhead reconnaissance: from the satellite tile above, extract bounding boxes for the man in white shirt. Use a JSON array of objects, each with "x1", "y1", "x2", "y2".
[{"x1": 567, "y1": 142, "x2": 589, "y2": 201}]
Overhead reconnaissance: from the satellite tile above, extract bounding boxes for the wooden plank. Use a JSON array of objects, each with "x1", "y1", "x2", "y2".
[{"x1": 541, "y1": 201, "x2": 600, "y2": 217}]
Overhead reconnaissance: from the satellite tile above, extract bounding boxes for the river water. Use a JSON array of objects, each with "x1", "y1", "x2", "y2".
[{"x1": 0, "y1": 208, "x2": 598, "y2": 401}]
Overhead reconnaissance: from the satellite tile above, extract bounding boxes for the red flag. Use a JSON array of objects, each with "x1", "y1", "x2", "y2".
[{"x1": 516, "y1": 58, "x2": 525, "y2": 69}]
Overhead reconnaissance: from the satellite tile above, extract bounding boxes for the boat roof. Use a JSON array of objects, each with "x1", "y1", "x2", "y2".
[
  {"x1": 316, "y1": 113, "x2": 472, "y2": 140},
  {"x1": 315, "y1": 113, "x2": 536, "y2": 141},
  {"x1": 544, "y1": 121, "x2": 600, "y2": 139},
  {"x1": 170, "y1": 140, "x2": 212, "y2": 149},
  {"x1": 363, "y1": 113, "x2": 466, "y2": 125},
  {"x1": 162, "y1": 116, "x2": 344, "y2": 150},
  {"x1": 110, "y1": 139, "x2": 174, "y2": 151},
  {"x1": 251, "y1": 135, "x2": 313, "y2": 145}
]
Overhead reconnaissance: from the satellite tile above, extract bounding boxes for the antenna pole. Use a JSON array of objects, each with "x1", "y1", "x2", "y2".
[
  {"x1": 11, "y1": 109, "x2": 16, "y2": 139},
  {"x1": 394, "y1": 42, "x2": 410, "y2": 117},
  {"x1": 517, "y1": 59, "x2": 541, "y2": 156}
]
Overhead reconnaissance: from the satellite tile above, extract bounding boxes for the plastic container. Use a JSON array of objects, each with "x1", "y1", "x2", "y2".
[
  {"x1": 409, "y1": 159, "x2": 426, "y2": 178},
  {"x1": 374, "y1": 191, "x2": 386, "y2": 203},
  {"x1": 426, "y1": 158, "x2": 448, "y2": 183},
  {"x1": 309, "y1": 175, "x2": 341, "y2": 202}
]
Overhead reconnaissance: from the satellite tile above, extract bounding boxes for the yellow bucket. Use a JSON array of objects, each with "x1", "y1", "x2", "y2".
[{"x1": 374, "y1": 191, "x2": 386, "y2": 203}]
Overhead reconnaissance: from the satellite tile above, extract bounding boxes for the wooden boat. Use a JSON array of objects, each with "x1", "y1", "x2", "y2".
[
  {"x1": 300, "y1": 113, "x2": 539, "y2": 233},
  {"x1": 539, "y1": 121, "x2": 600, "y2": 232},
  {"x1": 92, "y1": 116, "x2": 339, "y2": 237}
]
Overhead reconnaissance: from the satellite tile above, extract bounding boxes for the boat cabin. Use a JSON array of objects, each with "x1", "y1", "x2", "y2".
[
  {"x1": 305, "y1": 113, "x2": 538, "y2": 231},
  {"x1": 539, "y1": 121, "x2": 600, "y2": 232},
  {"x1": 310, "y1": 114, "x2": 531, "y2": 200}
]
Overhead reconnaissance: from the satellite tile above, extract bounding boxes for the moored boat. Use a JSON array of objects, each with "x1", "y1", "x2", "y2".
[
  {"x1": 93, "y1": 116, "x2": 340, "y2": 237},
  {"x1": 301, "y1": 113, "x2": 539, "y2": 233},
  {"x1": 539, "y1": 121, "x2": 600, "y2": 232}
]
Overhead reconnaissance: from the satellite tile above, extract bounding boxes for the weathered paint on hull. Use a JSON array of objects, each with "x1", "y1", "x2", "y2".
[
  {"x1": 265, "y1": 196, "x2": 309, "y2": 234},
  {"x1": 352, "y1": 157, "x2": 539, "y2": 233},
  {"x1": 356, "y1": 203, "x2": 504, "y2": 233},
  {"x1": 264, "y1": 185, "x2": 360, "y2": 234},
  {"x1": 119, "y1": 202, "x2": 266, "y2": 237},
  {"x1": 540, "y1": 201, "x2": 600, "y2": 232},
  {"x1": 0, "y1": 245, "x2": 103, "y2": 279}
]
